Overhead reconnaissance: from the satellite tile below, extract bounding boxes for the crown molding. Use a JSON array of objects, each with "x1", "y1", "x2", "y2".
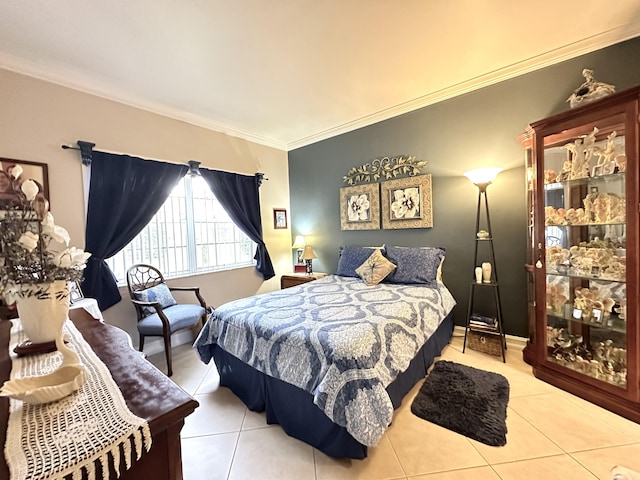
[
  {"x1": 0, "y1": 52, "x2": 287, "y2": 151},
  {"x1": 286, "y1": 25, "x2": 640, "y2": 151},
  {"x1": 2, "y1": 22, "x2": 639, "y2": 153}
]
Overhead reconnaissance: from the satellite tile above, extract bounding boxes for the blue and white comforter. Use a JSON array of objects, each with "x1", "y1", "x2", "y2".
[{"x1": 194, "y1": 275, "x2": 456, "y2": 446}]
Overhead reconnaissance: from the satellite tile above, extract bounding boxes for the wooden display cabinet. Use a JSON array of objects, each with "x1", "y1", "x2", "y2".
[{"x1": 522, "y1": 85, "x2": 639, "y2": 422}]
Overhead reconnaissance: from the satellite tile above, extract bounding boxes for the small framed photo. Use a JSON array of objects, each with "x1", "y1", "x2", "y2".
[
  {"x1": 591, "y1": 266, "x2": 600, "y2": 277},
  {"x1": 572, "y1": 308, "x2": 582, "y2": 320},
  {"x1": 273, "y1": 208, "x2": 288, "y2": 229},
  {"x1": 591, "y1": 165, "x2": 602, "y2": 177},
  {"x1": 590, "y1": 186, "x2": 599, "y2": 193},
  {"x1": 590, "y1": 308, "x2": 603, "y2": 324},
  {"x1": 601, "y1": 161, "x2": 616, "y2": 175},
  {"x1": 68, "y1": 281, "x2": 84, "y2": 304}
]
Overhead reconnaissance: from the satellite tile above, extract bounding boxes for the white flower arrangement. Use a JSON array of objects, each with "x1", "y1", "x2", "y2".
[{"x1": 0, "y1": 165, "x2": 91, "y2": 304}]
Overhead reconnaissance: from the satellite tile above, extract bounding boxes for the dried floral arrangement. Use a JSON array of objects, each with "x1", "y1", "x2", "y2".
[{"x1": 0, "y1": 165, "x2": 90, "y2": 303}]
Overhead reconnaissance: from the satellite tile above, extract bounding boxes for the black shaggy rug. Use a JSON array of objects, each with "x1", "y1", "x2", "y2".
[{"x1": 411, "y1": 360, "x2": 510, "y2": 446}]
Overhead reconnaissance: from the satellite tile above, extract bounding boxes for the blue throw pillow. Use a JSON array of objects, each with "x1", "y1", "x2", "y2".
[
  {"x1": 133, "y1": 283, "x2": 177, "y2": 317},
  {"x1": 384, "y1": 245, "x2": 446, "y2": 285},
  {"x1": 336, "y1": 246, "x2": 385, "y2": 277}
]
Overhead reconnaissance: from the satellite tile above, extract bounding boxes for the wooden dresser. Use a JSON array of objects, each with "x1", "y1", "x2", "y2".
[{"x1": 0, "y1": 308, "x2": 199, "y2": 480}]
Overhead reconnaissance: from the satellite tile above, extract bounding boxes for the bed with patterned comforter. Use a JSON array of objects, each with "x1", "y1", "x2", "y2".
[{"x1": 194, "y1": 274, "x2": 456, "y2": 449}]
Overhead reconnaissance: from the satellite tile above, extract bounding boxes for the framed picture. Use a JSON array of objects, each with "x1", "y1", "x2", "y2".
[
  {"x1": 591, "y1": 165, "x2": 602, "y2": 178},
  {"x1": 340, "y1": 184, "x2": 380, "y2": 230},
  {"x1": 572, "y1": 308, "x2": 582, "y2": 320},
  {"x1": 590, "y1": 308, "x2": 603, "y2": 324},
  {"x1": 0, "y1": 158, "x2": 50, "y2": 209},
  {"x1": 68, "y1": 281, "x2": 84, "y2": 304},
  {"x1": 273, "y1": 208, "x2": 288, "y2": 229},
  {"x1": 380, "y1": 174, "x2": 433, "y2": 230},
  {"x1": 601, "y1": 160, "x2": 616, "y2": 175}
]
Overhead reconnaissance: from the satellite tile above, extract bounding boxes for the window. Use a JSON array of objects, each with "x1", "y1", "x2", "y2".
[{"x1": 106, "y1": 175, "x2": 256, "y2": 283}]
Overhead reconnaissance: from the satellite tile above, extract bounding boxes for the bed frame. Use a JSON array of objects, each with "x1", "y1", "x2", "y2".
[{"x1": 210, "y1": 313, "x2": 454, "y2": 459}]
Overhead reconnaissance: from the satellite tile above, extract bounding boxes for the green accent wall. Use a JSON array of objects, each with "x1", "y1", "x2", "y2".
[{"x1": 288, "y1": 37, "x2": 640, "y2": 337}]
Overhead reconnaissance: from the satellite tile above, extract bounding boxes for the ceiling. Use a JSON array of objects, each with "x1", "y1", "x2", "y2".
[{"x1": 2, "y1": 1, "x2": 640, "y2": 151}]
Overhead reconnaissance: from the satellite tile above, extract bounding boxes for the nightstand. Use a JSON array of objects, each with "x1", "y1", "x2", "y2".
[{"x1": 280, "y1": 273, "x2": 326, "y2": 289}]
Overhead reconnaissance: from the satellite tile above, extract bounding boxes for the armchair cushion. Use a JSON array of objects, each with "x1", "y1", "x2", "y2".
[
  {"x1": 137, "y1": 304, "x2": 205, "y2": 336},
  {"x1": 133, "y1": 283, "x2": 177, "y2": 317}
]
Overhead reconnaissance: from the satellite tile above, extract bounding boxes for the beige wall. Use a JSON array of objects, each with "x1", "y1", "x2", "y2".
[{"x1": 0, "y1": 68, "x2": 292, "y2": 347}]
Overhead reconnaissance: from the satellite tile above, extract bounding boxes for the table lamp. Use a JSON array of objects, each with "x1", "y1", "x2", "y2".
[{"x1": 301, "y1": 245, "x2": 317, "y2": 274}]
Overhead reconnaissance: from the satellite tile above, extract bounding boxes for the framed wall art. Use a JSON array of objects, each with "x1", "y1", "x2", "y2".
[
  {"x1": 339, "y1": 184, "x2": 380, "y2": 230},
  {"x1": 273, "y1": 208, "x2": 288, "y2": 229},
  {"x1": 0, "y1": 158, "x2": 50, "y2": 209},
  {"x1": 380, "y1": 174, "x2": 433, "y2": 229}
]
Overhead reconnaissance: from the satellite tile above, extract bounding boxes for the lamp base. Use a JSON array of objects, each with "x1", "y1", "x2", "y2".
[{"x1": 305, "y1": 260, "x2": 313, "y2": 274}]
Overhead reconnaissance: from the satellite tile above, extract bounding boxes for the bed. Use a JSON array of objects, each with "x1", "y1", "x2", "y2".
[{"x1": 193, "y1": 245, "x2": 456, "y2": 459}]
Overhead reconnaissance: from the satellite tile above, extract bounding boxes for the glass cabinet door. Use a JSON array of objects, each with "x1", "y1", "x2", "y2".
[{"x1": 541, "y1": 117, "x2": 627, "y2": 388}]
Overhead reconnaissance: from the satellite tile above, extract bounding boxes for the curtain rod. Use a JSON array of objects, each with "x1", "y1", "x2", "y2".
[
  {"x1": 61, "y1": 140, "x2": 95, "y2": 165},
  {"x1": 61, "y1": 142, "x2": 267, "y2": 186}
]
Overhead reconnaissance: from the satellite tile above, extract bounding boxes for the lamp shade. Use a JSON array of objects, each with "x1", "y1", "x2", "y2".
[
  {"x1": 463, "y1": 167, "x2": 503, "y2": 186},
  {"x1": 301, "y1": 245, "x2": 317, "y2": 260},
  {"x1": 292, "y1": 235, "x2": 306, "y2": 249}
]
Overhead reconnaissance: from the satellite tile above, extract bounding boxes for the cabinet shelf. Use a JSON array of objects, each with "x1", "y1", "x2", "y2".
[
  {"x1": 546, "y1": 270, "x2": 626, "y2": 283},
  {"x1": 546, "y1": 310, "x2": 627, "y2": 334},
  {"x1": 544, "y1": 171, "x2": 625, "y2": 190},
  {"x1": 520, "y1": 85, "x2": 639, "y2": 424}
]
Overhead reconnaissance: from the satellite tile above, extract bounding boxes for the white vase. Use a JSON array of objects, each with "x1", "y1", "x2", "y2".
[
  {"x1": 15, "y1": 280, "x2": 70, "y2": 344},
  {"x1": 482, "y1": 262, "x2": 492, "y2": 283},
  {"x1": 474, "y1": 267, "x2": 483, "y2": 283}
]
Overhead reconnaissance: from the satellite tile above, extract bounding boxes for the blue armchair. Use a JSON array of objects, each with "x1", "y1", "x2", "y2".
[{"x1": 126, "y1": 264, "x2": 207, "y2": 376}]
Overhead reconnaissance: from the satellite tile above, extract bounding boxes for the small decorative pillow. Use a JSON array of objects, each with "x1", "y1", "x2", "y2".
[
  {"x1": 133, "y1": 283, "x2": 177, "y2": 317},
  {"x1": 336, "y1": 245, "x2": 385, "y2": 277},
  {"x1": 355, "y1": 249, "x2": 397, "y2": 286},
  {"x1": 384, "y1": 245, "x2": 446, "y2": 285}
]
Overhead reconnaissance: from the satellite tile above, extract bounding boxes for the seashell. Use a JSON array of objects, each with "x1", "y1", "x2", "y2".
[{"x1": 0, "y1": 365, "x2": 86, "y2": 404}]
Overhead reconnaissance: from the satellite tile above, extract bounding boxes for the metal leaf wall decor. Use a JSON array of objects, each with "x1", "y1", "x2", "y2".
[{"x1": 342, "y1": 155, "x2": 427, "y2": 185}]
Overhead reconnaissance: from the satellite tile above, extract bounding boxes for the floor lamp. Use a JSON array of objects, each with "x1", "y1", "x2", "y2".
[{"x1": 463, "y1": 166, "x2": 506, "y2": 361}]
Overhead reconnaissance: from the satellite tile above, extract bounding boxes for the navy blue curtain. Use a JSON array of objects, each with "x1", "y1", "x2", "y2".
[
  {"x1": 82, "y1": 152, "x2": 188, "y2": 310},
  {"x1": 199, "y1": 169, "x2": 275, "y2": 280}
]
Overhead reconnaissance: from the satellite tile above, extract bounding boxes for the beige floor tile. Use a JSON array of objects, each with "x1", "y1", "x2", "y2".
[
  {"x1": 228, "y1": 427, "x2": 315, "y2": 480},
  {"x1": 241, "y1": 407, "x2": 274, "y2": 431},
  {"x1": 148, "y1": 342, "x2": 211, "y2": 395},
  {"x1": 181, "y1": 432, "x2": 238, "y2": 480},
  {"x1": 561, "y1": 392, "x2": 640, "y2": 438},
  {"x1": 315, "y1": 435, "x2": 405, "y2": 480},
  {"x1": 386, "y1": 406, "x2": 487, "y2": 476},
  {"x1": 509, "y1": 392, "x2": 635, "y2": 452},
  {"x1": 408, "y1": 465, "x2": 501, "y2": 479},
  {"x1": 194, "y1": 362, "x2": 221, "y2": 394},
  {"x1": 470, "y1": 407, "x2": 563, "y2": 464},
  {"x1": 181, "y1": 388, "x2": 247, "y2": 438},
  {"x1": 571, "y1": 444, "x2": 640, "y2": 480},
  {"x1": 491, "y1": 454, "x2": 598, "y2": 479}
]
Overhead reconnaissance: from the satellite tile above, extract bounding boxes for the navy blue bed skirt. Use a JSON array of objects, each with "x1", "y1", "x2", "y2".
[{"x1": 210, "y1": 312, "x2": 454, "y2": 459}]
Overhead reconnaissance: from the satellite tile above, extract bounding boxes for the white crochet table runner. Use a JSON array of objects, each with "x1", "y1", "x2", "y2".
[{"x1": 4, "y1": 319, "x2": 152, "y2": 480}]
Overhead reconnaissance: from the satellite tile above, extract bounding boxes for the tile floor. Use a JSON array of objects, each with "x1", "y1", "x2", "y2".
[{"x1": 148, "y1": 333, "x2": 640, "y2": 480}]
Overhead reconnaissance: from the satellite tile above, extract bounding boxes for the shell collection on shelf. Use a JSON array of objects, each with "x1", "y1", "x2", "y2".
[
  {"x1": 573, "y1": 287, "x2": 615, "y2": 315},
  {"x1": 543, "y1": 128, "x2": 626, "y2": 184},
  {"x1": 547, "y1": 326, "x2": 627, "y2": 387},
  {"x1": 544, "y1": 192, "x2": 625, "y2": 226},
  {"x1": 546, "y1": 243, "x2": 626, "y2": 281}
]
